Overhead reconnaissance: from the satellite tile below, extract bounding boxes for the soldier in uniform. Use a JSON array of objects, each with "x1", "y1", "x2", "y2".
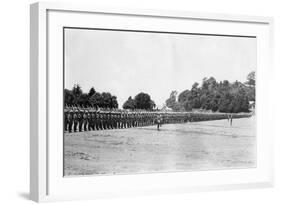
[
  {"x1": 112, "y1": 111, "x2": 116, "y2": 129},
  {"x1": 100, "y1": 111, "x2": 105, "y2": 130},
  {"x1": 142, "y1": 112, "x2": 146, "y2": 127},
  {"x1": 139, "y1": 112, "x2": 143, "y2": 127},
  {"x1": 105, "y1": 111, "x2": 110, "y2": 129},
  {"x1": 90, "y1": 109, "x2": 97, "y2": 131},
  {"x1": 82, "y1": 110, "x2": 88, "y2": 131},
  {"x1": 64, "y1": 108, "x2": 68, "y2": 132},
  {"x1": 127, "y1": 112, "x2": 131, "y2": 128},
  {"x1": 149, "y1": 113, "x2": 154, "y2": 126},
  {"x1": 87, "y1": 109, "x2": 91, "y2": 130},
  {"x1": 67, "y1": 109, "x2": 73, "y2": 132},
  {"x1": 73, "y1": 109, "x2": 79, "y2": 132},
  {"x1": 115, "y1": 111, "x2": 119, "y2": 129},
  {"x1": 125, "y1": 112, "x2": 129, "y2": 128},
  {"x1": 77, "y1": 109, "x2": 83, "y2": 132},
  {"x1": 101, "y1": 111, "x2": 105, "y2": 130},
  {"x1": 129, "y1": 112, "x2": 133, "y2": 128},
  {"x1": 120, "y1": 112, "x2": 125, "y2": 128},
  {"x1": 96, "y1": 111, "x2": 101, "y2": 130},
  {"x1": 132, "y1": 112, "x2": 136, "y2": 127},
  {"x1": 156, "y1": 114, "x2": 162, "y2": 131},
  {"x1": 109, "y1": 111, "x2": 114, "y2": 129},
  {"x1": 115, "y1": 112, "x2": 121, "y2": 129},
  {"x1": 116, "y1": 112, "x2": 121, "y2": 129},
  {"x1": 135, "y1": 112, "x2": 140, "y2": 127},
  {"x1": 230, "y1": 114, "x2": 233, "y2": 126},
  {"x1": 88, "y1": 109, "x2": 93, "y2": 131}
]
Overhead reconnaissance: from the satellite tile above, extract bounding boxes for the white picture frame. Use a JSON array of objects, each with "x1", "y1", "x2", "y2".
[{"x1": 30, "y1": 2, "x2": 274, "y2": 202}]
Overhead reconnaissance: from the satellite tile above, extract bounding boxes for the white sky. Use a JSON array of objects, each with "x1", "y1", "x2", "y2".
[{"x1": 65, "y1": 28, "x2": 256, "y2": 108}]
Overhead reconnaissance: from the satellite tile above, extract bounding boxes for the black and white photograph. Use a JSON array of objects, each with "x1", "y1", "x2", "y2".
[{"x1": 63, "y1": 28, "x2": 256, "y2": 176}]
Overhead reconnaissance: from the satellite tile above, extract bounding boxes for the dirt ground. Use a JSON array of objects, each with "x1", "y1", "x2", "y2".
[{"x1": 64, "y1": 117, "x2": 256, "y2": 176}]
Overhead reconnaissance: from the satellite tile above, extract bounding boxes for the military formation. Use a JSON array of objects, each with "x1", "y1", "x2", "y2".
[
  {"x1": 64, "y1": 107, "x2": 190, "y2": 132},
  {"x1": 64, "y1": 107, "x2": 251, "y2": 133}
]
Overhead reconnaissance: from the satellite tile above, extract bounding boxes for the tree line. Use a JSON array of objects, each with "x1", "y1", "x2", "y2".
[
  {"x1": 64, "y1": 85, "x2": 156, "y2": 110},
  {"x1": 64, "y1": 84, "x2": 118, "y2": 109},
  {"x1": 65, "y1": 71, "x2": 255, "y2": 113},
  {"x1": 165, "y1": 71, "x2": 255, "y2": 113}
]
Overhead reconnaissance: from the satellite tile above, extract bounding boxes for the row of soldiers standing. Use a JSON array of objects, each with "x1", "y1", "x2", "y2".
[
  {"x1": 64, "y1": 107, "x2": 191, "y2": 132},
  {"x1": 64, "y1": 107, "x2": 251, "y2": 132}
]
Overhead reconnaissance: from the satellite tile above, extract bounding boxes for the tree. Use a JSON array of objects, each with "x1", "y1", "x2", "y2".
[
  {"x1": 165, "y1": 91, "x2": 184, "y2": 111},
  {"x1": 134, "y1": 92, "x2": 155, "y2": 110},
  {"x1": 165, "y1": 72, "x2": 253, "y2": 113},
  {"x1": 71, "y1": 84, "x2": 83, "y2": 105},
  {"x1": 63, "y1": 84, "x2": 119, "y2": 109},
  {"x1": 244, "y1": 71, "x2": 255, "y2": 102},
  {"x1": 123, "y1": 96, "x2": 136, "y2": 109},
  {"x1": 245, "y1": 71, "x2": 255, "y2": 87},
  {"x1": 88, "y1": 87, "x2": 96, "y2": 97},
  {"x1": 183, "y1": 101, "x2": 192, "y2": 111},
  {"x1": 101, "y1": 92, "x2": 113, "y2": 108},
  {"x1": 89, "y1": 92, "x2": 103, "y2": 108},
  {"x1": 150, "y1": 100, "x2": 156, "y2": 110},
  {"x1": 64, "y1": 89, "x2": 74, "y2": 106},
  {"x1": 202, "y1": 77, "x2": 217, "y2": 90},
  {"x1": 166, "y1": 90, "x2": 178, "y2": 107},
  {"x1": 178, "y1": 90, "x2": 191, "y2": 103},
  {"x1": 192, "y1": 82, "x2": 199, "y2": 89},
  {"x1": 110, "y1": 95, "x2": 118, "y2": 109},
  {"x1": 78, "y1": 93, "x2": 90, "y2": 107}
]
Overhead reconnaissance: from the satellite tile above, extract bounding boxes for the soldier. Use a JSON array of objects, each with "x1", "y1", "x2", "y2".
[
  {"x1": 96, "y1": 111, "x2": 101, "y2": 130},
  {"x1": 127, "y1": 112, "x2": 131, "y2": 128},
  {"x1": 112, "y1": 111, "x2": 116, "y2": 129},
  {"x1": 156, "y1": 114, "x2": 162, "y2": 131},
  {"x1": 150, "y1": 113, "x2": 153, "y2": 125},
  {"x1": 152, "y1": 113, "x2": 156, "y2": 126},
  {"x1": 64, "y1": 108, "x2": 68, "y2": 132},
  {"x1": 87, "y1": 109, "x2": 92, "y2": 131},
  {"x1": 125, "y1": 112, "x2": 129, "y2": 128},
  {"x1": 147, "y1": 113, "x2": 150, "y2": 126},
  {"x1": 129, "y1": 112, "x2": 133, "y2": 128},
  {"x1": 104, "y1": 111, "x2": 108, "y2": 129},
  {"x1": 142, "y1": 112, "x2": 146, "y2": 126},
  {"x1": 100, "y1": 111, "x2": 105, "y2": 130},
  {"x1": 112, "y1": 111, "x2": 117, "y2": 129},
  {"x1": 149, "y1": 113, "x2": 154, "y2": 126},
  {"x1": 105, "y1": 111, "x2": 110, "y2": 129},
  {"x1": 139, "y1": 112, "x2": 143, "y2": 127},
  {"x1": 135, "y1": 112, "x2": 140, "y2": 127},
  {"x1": 114, "y1": 112, "x2": 119, "y2": 129},
  {"x1": 73, "y1": 109, "x2": 79, "y2": 132},
  {"x1": 120, "y1": 112, "x2": 125, "y2": 128},
  {"x1": 132, "y1": 112, "x2": 136, "y2": 127},
  {"x1": 107, "y1": 111, "x2": 111, "y2": 129},
  {"x1": 82, "y1": 110, "x2": 88, "y2": 131},
  {"x1": 109, "y1": 111, "x2": 114, "y2": 129},
  {"x1": 77, "y1": 109, "x2": 83, "y2": 132},
  {"x1": 88, "y1": 109, "x2": 93, "y2": 131},
  {"x1": 90, "y1": 109, "x2": 97, "y2": 131},
  {"x1": 116, "y1": 112, "x2": 121, "y2": 129},
  {"x1": 67, "y1": 109, "x2": 74, "y2": 132}
]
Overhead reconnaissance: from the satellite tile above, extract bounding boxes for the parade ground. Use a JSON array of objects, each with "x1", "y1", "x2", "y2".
[{"x1": 64, "y1": 116, "x2": 256, "y2": 176}]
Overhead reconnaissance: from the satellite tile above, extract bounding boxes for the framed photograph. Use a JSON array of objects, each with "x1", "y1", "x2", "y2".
[{"x1": 30, "y1": 2, "x2": 274, "y2": 202}]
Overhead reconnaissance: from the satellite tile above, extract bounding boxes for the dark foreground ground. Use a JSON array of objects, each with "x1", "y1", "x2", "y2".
[{"x1": 64, "y1": 116, "x2": 256, "y2": 176}]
